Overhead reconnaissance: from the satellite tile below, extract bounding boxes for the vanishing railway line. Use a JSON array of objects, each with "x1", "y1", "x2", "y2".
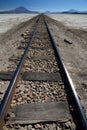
[{"x1": 0, "y1": 14, "x2": 87, "y2": 130}]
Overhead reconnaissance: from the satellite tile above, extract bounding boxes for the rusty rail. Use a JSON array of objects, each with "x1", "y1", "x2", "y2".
[
  {"x1": 44, "y1": 16, "x2": 87, "y2": 130},
  {"x1": 0, "y1": 16, "x2": 40, "y2": 129}
]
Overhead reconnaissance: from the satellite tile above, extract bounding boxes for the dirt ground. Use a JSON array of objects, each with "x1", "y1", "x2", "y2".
[{"x1": 0, "y1": 14, "x2": 87, "y2": 115}]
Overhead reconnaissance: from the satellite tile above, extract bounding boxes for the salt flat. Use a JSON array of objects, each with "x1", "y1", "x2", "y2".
[
  {"x1": 0, "y1": 14, "x2": 87, "y2": 34},
  {"x1": 48, "y1": 14, "x2": 87, "y2": 30},
  {"x1": 0, "y1": 14, "x2": 37, "y2": 33}
]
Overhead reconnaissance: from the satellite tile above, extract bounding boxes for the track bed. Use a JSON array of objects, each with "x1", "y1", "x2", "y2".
[{"x1": 0, "y1": 15, "x2": 87, "y2": 130}]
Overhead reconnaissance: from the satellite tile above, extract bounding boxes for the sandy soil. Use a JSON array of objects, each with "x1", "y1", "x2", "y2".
[{"x1": 0, "y1": 14, "x2": 87, "y2": 114}]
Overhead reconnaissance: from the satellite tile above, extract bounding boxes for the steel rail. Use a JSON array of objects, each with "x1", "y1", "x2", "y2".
[
  {"x1": 44, "y1": 16, "x2": 87, "y2": 130},
  {"x1": 0, "y1": 16, "x2": 40, "y2": 129}
]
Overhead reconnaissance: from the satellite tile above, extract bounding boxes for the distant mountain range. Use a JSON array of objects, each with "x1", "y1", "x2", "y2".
[
  {"x1": 45, "y1": 9, "x2": 87, "y2": 14},
  {"x1": 0, "y1": 7, "x2": 87, "y2": 14},
  {"x1": 0, "y1": 7, "x2": 39, "y2": 14},
  {"x1": 62, "y1": 9, "x2": 87, "y2": 14}
]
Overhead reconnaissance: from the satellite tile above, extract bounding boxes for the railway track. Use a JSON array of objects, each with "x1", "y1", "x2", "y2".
[{"x1": 0, "y1": 14, "x2": 87, "y2": 130}]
